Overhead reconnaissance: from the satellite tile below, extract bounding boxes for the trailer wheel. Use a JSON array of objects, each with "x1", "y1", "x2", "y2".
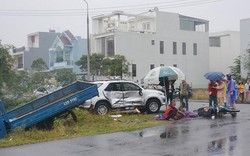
[
  {"x1": 57, "y1": 109, "x2": 77, "y2": 122},
  {"x1": 36, "y1": 118, "x2": 54, "y2": 130},
  {"x1": 95, "y1": 102, "x2": 110, "y2": 115},
  {"x1": 146, "y1": 99, "x2": 161, "y2": 114}
]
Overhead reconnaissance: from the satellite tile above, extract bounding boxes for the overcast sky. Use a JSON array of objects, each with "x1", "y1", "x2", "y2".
[{"x1": 0, "y1": 0, "x2": 249, "y2": 47}]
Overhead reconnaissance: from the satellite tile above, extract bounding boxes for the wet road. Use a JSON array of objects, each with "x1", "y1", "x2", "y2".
[{"x1": 0, "y1": 102, "x2": 250, "y2": 156}]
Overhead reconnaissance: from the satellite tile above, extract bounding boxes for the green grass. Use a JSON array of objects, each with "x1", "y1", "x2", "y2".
[{"x1": 0, "y1": 108, "x2": 168, "y2": 148}]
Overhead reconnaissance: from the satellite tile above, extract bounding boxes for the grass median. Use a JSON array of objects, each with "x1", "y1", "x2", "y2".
[{"x1": 0, "y1": 108, "x2": 167, "y2": 148}]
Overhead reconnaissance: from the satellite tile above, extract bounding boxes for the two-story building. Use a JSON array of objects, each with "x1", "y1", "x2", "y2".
[
  {"x1": 11, "y1": 30, "x2": 61, "y2": 73},
  {"x1": 91, "y1": 8, "x2": 209, "y2": 88}
]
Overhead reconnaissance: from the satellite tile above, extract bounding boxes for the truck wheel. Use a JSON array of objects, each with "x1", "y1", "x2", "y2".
[
  {"x1": 146, "y1": 99, "x2": 161, "y2": 114},
  {"x1": 95, "y1": 102, "x2": 110, "y2": 115},
  {"x1": 231, "y1": 113, "x2": 237, "y2": 118}
]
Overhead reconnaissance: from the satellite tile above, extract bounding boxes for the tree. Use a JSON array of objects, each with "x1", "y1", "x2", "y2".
[
  {"x1": 75, "y1": 53, "x2": 105, "y2": 75},
  {"x1": 242, "y1": 49, "x2": 250, "y2": 78},
  {"x1": 229, "y1": 56, "x2": 241, "y2": 82},
  {"x1": 76, "y1": 54, "x2": 130, "y2": 78},
  {"x1": 5, "y1": 70, "x2": 31, "y2": 99},
  {"x1": 30, "y1": 58, "x2": 51, "y2": 90},
  {"x1": 0, "y1": 44, "x2": 16, "y2": 96},
  {"x1": 106, "y1": 55, "x2": 130, "y2": 78},
  {"x1": 52, "y1": 69, "x2": 77, "y2": 86},
  {"x1": 31, "y1": 58, "x2": 48, "y2": 72}
]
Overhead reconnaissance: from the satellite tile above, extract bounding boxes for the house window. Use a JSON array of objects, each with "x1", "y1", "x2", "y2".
[
  {"x1": 150, "y1": 64, "x2": 154, "y2": 69},
  {"x1": 132, "y1": 64, "x2": 136, "y2": 77},
  {"x1": 160, "y1": 41, "x2": 164, "y2": 54},
  {"x1": 143, "y1": 22, "x2": 150, "y2": 30},
  {"x1": 151, "y1": 40, "x2": 155, "y2": 45},
  {"x1": 101, "y1": 38, "x2": 105, "y2": 55},
  {"x1": 193, "y1": 43, "x2": 197, "y2": 55},
  {"x1": 173, "y1": 42, "x2": 177, "y2": 55},
  {"x1": 107, "y1": 37, "x2": 114, "y2": 57},
  {"x1": 182, "y1": 42, "x2": 186, "y2": 55},
  {"x1": 65, "y1": 51, "x2": 71, "y2": 65},
  {"x1": 209, "y1": 37, "x2": 221, "y2": 47}
]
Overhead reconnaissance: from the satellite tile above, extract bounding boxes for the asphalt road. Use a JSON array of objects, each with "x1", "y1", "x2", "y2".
[{"x1": 0, "y1": 101, "x2": 250, "y2": 156}]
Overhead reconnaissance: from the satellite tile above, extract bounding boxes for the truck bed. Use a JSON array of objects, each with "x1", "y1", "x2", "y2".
[{"x1": 1, "y1": 81, "x2": 98, "y2": 130}]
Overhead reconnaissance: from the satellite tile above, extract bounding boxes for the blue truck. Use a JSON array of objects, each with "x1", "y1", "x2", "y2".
[{"x1": 0, "y1": 81, "x2": 98, "y2": 139}]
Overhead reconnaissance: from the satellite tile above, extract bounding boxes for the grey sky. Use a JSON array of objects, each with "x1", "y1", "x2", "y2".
[{"x1": 0, "y1": 0, "x2": 249, "y2": 47}]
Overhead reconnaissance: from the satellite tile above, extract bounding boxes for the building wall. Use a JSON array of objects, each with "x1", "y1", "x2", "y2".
[
  {"x1": 24, "y1": 31, "x2": 60, "y2": 74},
  {"x1": 209, "y1": 31, "x2": 240, "y2": 76},
  {"x1": 240, "y1": 18, "x2": 250, "y2": 78},
  {"x1": 72, "y1": 36, "x2": 87, "y2": 74}
]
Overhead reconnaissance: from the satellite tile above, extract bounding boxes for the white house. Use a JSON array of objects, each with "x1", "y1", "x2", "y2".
[
  {"x1": 49, "y1": 30, "x2": 87, "y2": 75},
  {"x1": 209, "y1": 31, "x2": 240, "y2": 75},
  {"x1": 91, "y1": 8, "x2": 209, "y2": 88}
]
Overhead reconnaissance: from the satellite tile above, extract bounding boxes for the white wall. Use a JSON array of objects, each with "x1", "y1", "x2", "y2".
[
  {"x1": 209, "y1": 31, "x2": 240, "y2": 75},
  {"x1": 240, "y1": 18, "x2": 250, "y2": 78},
  {"x1": 115, "y1": 28, "x2": 209, "y2": 88}
]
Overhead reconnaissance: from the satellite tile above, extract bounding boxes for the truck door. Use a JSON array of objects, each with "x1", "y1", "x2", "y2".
[
  {"x1": 104, "y1": 82, "x2": 124, "y2": 108},
  {"x1": 122, "y1": 82, "x2": 144, "y2": 107}
]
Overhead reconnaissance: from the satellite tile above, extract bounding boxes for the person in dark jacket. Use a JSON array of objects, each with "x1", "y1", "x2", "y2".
[{"x1": 166, "y1": 80, "x2": 175, "y2": 105}]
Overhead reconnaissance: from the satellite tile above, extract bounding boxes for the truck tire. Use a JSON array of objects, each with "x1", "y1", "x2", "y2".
[
  {"x1": 146, "y1": 99, "x2": 161, "y2": 114},
  {"x1": 95, "y1": 102, "x2": 110, "y2": 115}
]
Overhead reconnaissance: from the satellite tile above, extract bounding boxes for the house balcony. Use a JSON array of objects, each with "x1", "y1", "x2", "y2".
[{"x1": 50, "y1": 60, "x2": 74, "y2": 70}]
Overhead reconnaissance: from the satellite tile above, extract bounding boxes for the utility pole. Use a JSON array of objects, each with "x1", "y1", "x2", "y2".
[{"x1": 82, "y1": 0, "x2": 90, "y2": 81}]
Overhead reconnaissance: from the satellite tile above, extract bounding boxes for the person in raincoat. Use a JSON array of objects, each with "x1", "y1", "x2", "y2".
[
  {"x1": 215, "y1": 80, "x2": 226, "y2": 106},
  {"x1": 237, "y1": 81, "x2": 244, "y2": 103},
  {"x1": 226, "y1": 74, "x2": 236, "y2": 108}
]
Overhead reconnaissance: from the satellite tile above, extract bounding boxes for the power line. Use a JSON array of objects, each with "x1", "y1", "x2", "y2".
[{"x1": 0, "y1": 0, "x2": 223, "y2": 16}]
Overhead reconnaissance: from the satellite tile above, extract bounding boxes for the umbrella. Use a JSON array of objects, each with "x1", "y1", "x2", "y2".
[
  {"x1": 143, "y1": 66, "x2": 185, "y2": 86},
  {"x1": 204, "y1": 71, "x2": 225, "y2": 81}
]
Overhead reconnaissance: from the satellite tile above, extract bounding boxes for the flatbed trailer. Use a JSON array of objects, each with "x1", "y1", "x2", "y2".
[{"x1": 0, "y1": 81, "x2": 98, "y2": 139}]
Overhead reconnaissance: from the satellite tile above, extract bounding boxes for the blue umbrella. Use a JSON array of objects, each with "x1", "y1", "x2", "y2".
[{"x1": 204, "y1": 71, "x2": 225, "y2": 81}]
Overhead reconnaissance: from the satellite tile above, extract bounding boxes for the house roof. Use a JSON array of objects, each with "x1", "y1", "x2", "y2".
[
  {"x1": 58, "y1": 36, "x2": 72, "y2": 46},
  {"x1": 64, "y1": 30, "x2": 76, "y2": 41}
]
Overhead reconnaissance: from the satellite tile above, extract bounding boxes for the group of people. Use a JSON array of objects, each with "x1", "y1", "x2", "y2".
[
  {"x1": 208, "y1": 74, "x2": 248, "y2": 110},
  {"x1": 164, "y1": 79, "x2": 193, "y2": 120},
  {"x1": 163, "y1": 74, "x2": 244, "y2": 121}
]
